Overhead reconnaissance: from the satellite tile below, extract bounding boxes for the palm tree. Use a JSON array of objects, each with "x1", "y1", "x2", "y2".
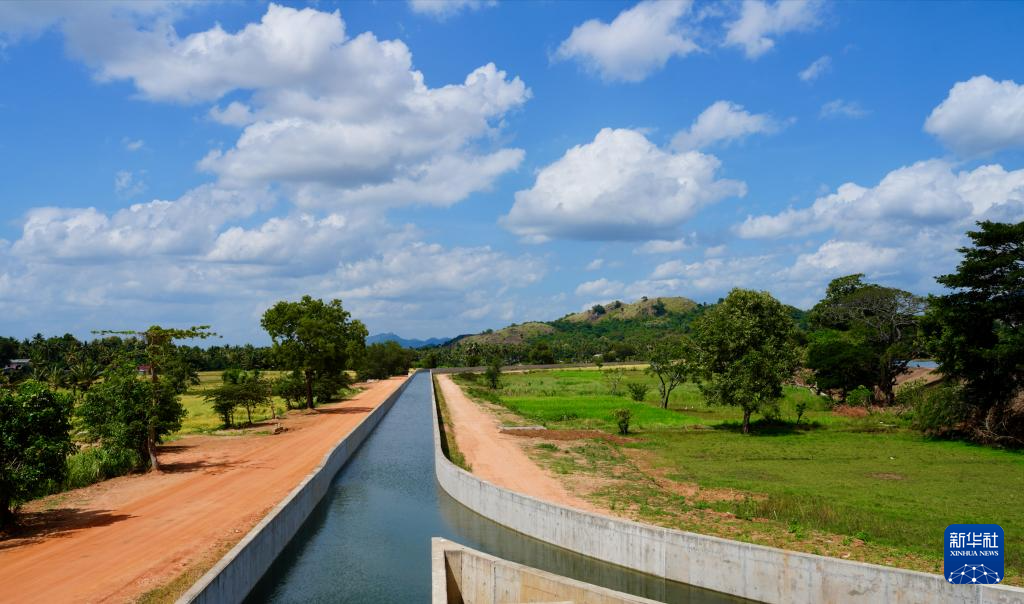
[{"x1": 68, "y1": 359, "x2": 103, "y2": 401}]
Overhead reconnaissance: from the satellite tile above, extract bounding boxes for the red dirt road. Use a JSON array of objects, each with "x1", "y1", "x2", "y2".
[
  {"x1": 0, "y1": 376, "x2": 406, "y2": 604},
  {"x1": 436, "y1": 374, "x2": 595, "y2": 512}
]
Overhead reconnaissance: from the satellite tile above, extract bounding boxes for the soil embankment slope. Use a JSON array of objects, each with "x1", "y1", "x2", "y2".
[{"x1": 435, "y1": 373, "x2": 595, "y2": 512}]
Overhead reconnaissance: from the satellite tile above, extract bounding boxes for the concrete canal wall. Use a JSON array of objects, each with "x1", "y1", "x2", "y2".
[
  {"x1": 432, "y1": 538, "x2": 662, "y2": 604},
  {"x1": 430, "y1": 371, "x2": 1024, "y2": 604},
  {"x1": 177, "y1": 373, "x2": 417, "y2": 604}
]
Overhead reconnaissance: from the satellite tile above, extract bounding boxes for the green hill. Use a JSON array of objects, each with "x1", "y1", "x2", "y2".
[{"x1": 435, "y1": 297, "x2": 706, "y2": 365}]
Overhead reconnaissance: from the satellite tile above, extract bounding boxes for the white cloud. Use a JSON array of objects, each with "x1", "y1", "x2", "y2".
[
  {"x1": 671, "y1": 100, "x2": 781, "y2": 150},
  {"x1": 633, "y1": 238, "x2": 690, "y2": 254},
  {"x1": 122, "y1": 137, "x2": 145, "y2": 151},
  {"x1": 13, "y1": 185, "x2": 271, "y2": 261},
  {"x1": 408, "y1": 0, "x2": 494, "y2": 20},
  {"x1": 114, "y1": 170, "x2": 146, "y2": 198},
  {"x1": 554, "y1": 0, "x2": 699, "y2": 83},
  {"x1": 503, "y1": 128, "x2": 745, "y2": 242},
  {"x1": 335, "y1": 242, "x2": 544, "y2": 303},
  {"x1": 737, "y1": 160, "x2": 1024, "y2": 241},
  {"x1": 25, "y1": 3, "x2": 531, "y2": 210},
  {"x1": 575, "y1": 278, "x2": 625, "y2": 298},
  {"x1": 798, "y1": 55, "x2": 830, "y2": 82},
  {"x1": 0, "y1": 2, "x2": 544, "y2": 340},
  {"x1": 585, "y1": 258, "x2": 605, "y2": 271},
  {"x1": 820, "y1": 99, "x2": 867, "y2": 119},
  {"x1": 725, "y1": 0, "x2": 822, "y2": 59},
  {"x1": 779, "y1": 240, "x2": 901, "y2": 281},
  {"x1": 924, "y1": 75, "x2": 1024, "y2": 156},
  {"x1": 208, "y1": 101, "x2": 254, "y2": 126}
]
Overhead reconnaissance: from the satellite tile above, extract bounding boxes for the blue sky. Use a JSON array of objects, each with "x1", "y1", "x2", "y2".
[{"x1": 1, "y1": 0, "x2": 1023, "y2": 343}]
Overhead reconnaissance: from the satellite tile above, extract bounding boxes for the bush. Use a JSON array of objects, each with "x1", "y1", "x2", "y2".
[
  {"x1": 627, "y1": 382, "x2": 649, "y2": 402},
  {"x1": 795, "y1": 400, "x2": 808, "y2": 424},
  {"x1": 484, "y1": 359, "x2": 502, "y2": 390},
  {"x1": 847, "y1": 385, "x2": 873, "y2": 408},
  {"x1": 911, "y1": 383, "x2": 970, "y2": 437},
  {"x1": 64, "y1": 446, "x2": 140, "y2": 490},
  {"x1": 612, "y1": 408, "x2": 632, "y2": 435}
]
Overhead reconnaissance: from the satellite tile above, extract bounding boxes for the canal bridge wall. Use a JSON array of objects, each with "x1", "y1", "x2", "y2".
[{"x1": 430, "y1": 371, "x2": 1023, "y2": 604}]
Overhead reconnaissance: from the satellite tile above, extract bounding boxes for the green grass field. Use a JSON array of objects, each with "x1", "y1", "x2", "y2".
[
  {"x1": 453, "y1": 368, "x2": 1024, "y2": 583},
  {"x1": 176, "y1": 370, "x2": 358, "y2": 435}
]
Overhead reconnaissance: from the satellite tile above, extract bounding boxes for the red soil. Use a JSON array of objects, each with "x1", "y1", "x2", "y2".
[{"x1": 0, "y1": 376, "x2": 406, "y2": 604}]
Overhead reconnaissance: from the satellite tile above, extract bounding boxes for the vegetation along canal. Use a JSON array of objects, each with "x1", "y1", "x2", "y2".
[{"x1": 246, "y1": 371, "x2": 748, "y2": 603}]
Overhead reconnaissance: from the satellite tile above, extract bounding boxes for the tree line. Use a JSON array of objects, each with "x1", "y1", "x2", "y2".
[
  {"x1": 471, "y1": 220, "x2": 1024, "y2": 444},
  {"x1": 0, "y1": 295, "x2": 415, "y2": 529}
]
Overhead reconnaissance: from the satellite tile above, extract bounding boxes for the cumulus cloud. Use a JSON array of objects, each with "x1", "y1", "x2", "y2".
[
  {"x1": 585, "y1": 258, "x2": 605, "y2": 271},
  {"x1": 798, "y1": 55, "x2": 830, "y2": 82},
  {"x1": 575, "y1": 278, "x2": 625, "y2": 298},
  {"x1": 737, "y1": 160, "x2": 1024, "y2": 241},
  {"x1": 0, "y1": 2, "x2": 547, "y2": 340},
  {"x1": 725, "y1": 0, "x2": 822, "y2": 59},
  {"x1": 671, "y1": 100, "x2": 782, "y2": 150},
  {"x1": 408, "y1": 0, "x2": 494, "y2": 20},
  {"x1": 633, "y1": 238, "x2": 690, "y2": 254},
  {"x1": 730, "y1": 159, "x2": 1024, "y2": 304},
  {"x1": 820, "y1": 99, "x2": 867, "y2": 119},
  {"x1": 554, "y1": 0, "x2": 699, "y2": 82},
  {"x1": 335, "y1": 242, "x2": 544, "y2": 304},
  {"x1": 12, "y1": 185, "x2": 272, "y2": 262},
  {"x1": 21, "y1": 4, "x2": 530, "y2": 210},
  {"x1": 779, "y1": 240, "x2": 901, "y2": 281},
  {"x1": 924, "y1": 75, "x2": 1024, "y2": 156},
  {"x1": 503, "y1": 128, "x2": 745, "y2": 242}
]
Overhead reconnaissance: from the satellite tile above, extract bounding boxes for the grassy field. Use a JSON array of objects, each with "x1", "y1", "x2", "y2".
[
  {"x1": 176, "y1": 370, "x2": 358, "y2": 435},
  {"x1": 453, "y1": 368, "x2": 1024, "y2": 583}
]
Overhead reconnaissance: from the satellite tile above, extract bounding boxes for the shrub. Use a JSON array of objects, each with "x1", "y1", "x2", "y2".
[
  {"x1": 627, "y1": 382, "x2": 649, "y2": 402},
  {"x1": 64, "y1": 446, "x2": 140, "y2": 490},
  {"x1": 847, "y1": 385, "x2": 873, "y2": 408},
  {"x1": 603, "y1": 369, "x2": 626, "y2": 396},
  {"x1": 612, "y1": 408, "x2": 632, "y2": 435},
  {"x1": 484, "y1": 359, "x2": 502, "y2": 390},
  {"x1": 795, "y1": 400, "x2": 808, "y2": 424},
  {"x1": 911, "y1": 383, "x2": 970, "y2": 437}
]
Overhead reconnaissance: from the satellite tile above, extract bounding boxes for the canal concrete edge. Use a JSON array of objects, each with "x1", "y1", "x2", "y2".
[
  {"x1": 430, "y1": 370, "x2": 1024, "y2": 604},
  {"x1": 176, "y1": 372, "x2": 419, "y2": 604}
]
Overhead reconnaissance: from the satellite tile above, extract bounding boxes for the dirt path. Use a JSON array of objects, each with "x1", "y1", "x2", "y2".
[
  {"x1": 436, "y1": 374, "x2": 596, "y2": 512},
  {"x1": 0, "y1": 376, "x2": 406, "y2": 604}
]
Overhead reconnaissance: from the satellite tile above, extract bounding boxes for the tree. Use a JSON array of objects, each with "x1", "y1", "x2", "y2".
[
  {"x1": 647, "y1": 340, "x2": 694, "y2": 409},
  {"x1": 359, "y1": 341, "x2": 414, "y2": 380},
  {"x1": 78, "y1": 358, "x2": 186, "y2": 473},
  {"x1": 261, "y1": 296, "x2": 367, "y2": 410},
  {"x1": 928, "y1": 220, "x2": 1024, "y2": 444},
  {"x1": 484, "y1": 359, "x2": 502, "y2": 389},
  {"x1": 804, "y1": 329, "x2": 876, "y2": 402},
  {"x1": 603, "y1": 368, "x2": 626, "y2": 396},
  {"x1": 811, "y1": 275, "x2": 925, "y2": 405},
  {"x1": 90, "y1": 325, "x2": 216, "y2": 471},
  {"x1": 693, "y1": 289, "x2": 800, "y2": 434},
  {"x1": 67, "y1": 358, "x2": 103, "y2": 401},
  {"x1": 205, "y1": 370, "x2": 273, "y2": 427},
  {"x1": 0, "y1": 381, "x2": 74, "y2": 528},
  {"x1": 273, "y1": 371, "x2": 307, "y2": 410}
]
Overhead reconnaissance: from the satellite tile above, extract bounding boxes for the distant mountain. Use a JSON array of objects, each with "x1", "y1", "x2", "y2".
[{"x1": 366, "y1": 332, "x2": 451, "y2": 349}]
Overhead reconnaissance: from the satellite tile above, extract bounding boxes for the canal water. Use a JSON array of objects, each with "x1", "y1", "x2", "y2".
[{"x1": 247, "y1": 372, "x2": 746, "y2": 603}]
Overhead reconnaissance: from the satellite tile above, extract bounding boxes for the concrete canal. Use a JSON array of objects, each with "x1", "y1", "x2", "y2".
[{"x1": 246, "y1": 372, "x2": 746, "y2": 603}]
